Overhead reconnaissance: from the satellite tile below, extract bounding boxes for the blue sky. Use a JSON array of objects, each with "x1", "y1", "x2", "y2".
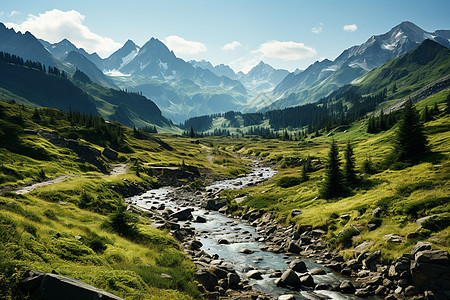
[{"x1": 2, "y1": 0, "x2": 449, "y2": 72}]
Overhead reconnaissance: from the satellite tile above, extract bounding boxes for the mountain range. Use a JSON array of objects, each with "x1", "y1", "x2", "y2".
[
  {"x1": 0, "y1": 20, "x2": 448, "y2": 126},
  {"x1": 268, "y1": 21, "x2": 450, "y2": 110}
]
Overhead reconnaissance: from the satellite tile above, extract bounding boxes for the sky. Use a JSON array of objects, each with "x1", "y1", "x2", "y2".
[{"x1": 1, "y1": 0, "x2": 449, "y2": 73}]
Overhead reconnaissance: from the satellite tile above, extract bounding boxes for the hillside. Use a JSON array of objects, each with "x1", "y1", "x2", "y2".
[
  {"x1": 0, "y1": 53, "x2": 172, "y2": 130},
  {"x1": 354, "y1": 39, "x2": 450, "y2": 98},
  {"x1": 0, "y1": 97, "x2": 254, "y2": 299}
]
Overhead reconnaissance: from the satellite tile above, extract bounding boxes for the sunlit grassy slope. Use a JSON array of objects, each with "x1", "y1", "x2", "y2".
[
  {"x1": 207, "y1": 91, "x2": 450, "y2": 261},
  {"x1": 0, "y1": 98, "x2": 253, "y2": 299}
]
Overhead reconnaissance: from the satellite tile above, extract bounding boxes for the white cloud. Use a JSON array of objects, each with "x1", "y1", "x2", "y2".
[
  {"x1": 254, "y1": 40, "x2": 317, "y2": 61},
  {"x1": 343, "y1": 24, "x2": 358, "y2": 32},
  {"x1": 311, "y1": 23, "x2": 323, "y2": 34},
  {"x1": 5, "y1": 9, "x2": 121, "y2": 57},
  {"x1": 8, "y1": 11, "x2": 20, "y2": 17},
  {"x1": 222, "y1": 41, "x2": 241, "y2": 51},
  {"x1": 164, "y1": 35, "x2": 207, "y2": 55}
]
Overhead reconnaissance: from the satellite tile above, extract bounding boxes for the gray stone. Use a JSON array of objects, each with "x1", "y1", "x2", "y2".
[
  {"x1": 309, "y1": 267, "x2": 326, "y2": 275},
  {"x1": 227, "y1": 273, "x2": 240, "y2": 286},
  {"x1": 289, "y1": 259, "x2": 307, "y2": 272},
  {"x1": 239, "y1": 248, "x2": 254, "y2": 254},
  {"x1": 416, "y1": 215, "x2": 437, "y2": 227},
  {"x1": 339, "y1": 280, "x2": 356, "y2": 294},
  {"x1": 169, "y1": 208, "x2": 193, "y2": 221},
  {"x1": 375, "y1": 285, "x2": 388, "y2": 296},
  {"x1": 287, "y1": 241, "x2": 301, "y2": 254},
  {"x1": 278, "y1": 295, "x2": 296, "y2": 300},
  {"x1": 280, "y1": 269, "x2": 301, "y2": 289},
  {"x1": 194, "y1": 216, "x2": 207, "y2": 223},
  {"x1": 246, "y1": 270, "x2": 263, "y2": 280},
  {"x1": 189, "y1": 240, "x2": 203, "y2": 251},
  {"x1": 195, "y1": 270, "x2": 218, "y2": 292},
  {"x1": 372, "y1": 207, "x2": 382, "y2": 217},
  {"x1": 205, "y1": 198, "x2": 227, "y2": 211},
  {"x1": 315, "y1": 283, "x2": 332, "y2": 290},
  {"x1": 19, "y1": 271, "x2": 124, "y2": 300},
  {"x1": 218, "y1": 239, "x2": 230, "y2": 245},
  {"x1": 340, "y1": 214, "x2": 350, "y2": 220},
  {"x1": 299, "y1": 274, "x2": 315, "y2": 287},
  {"x1": 410, "y1": 242, "x2": 432, "y2": 256}
]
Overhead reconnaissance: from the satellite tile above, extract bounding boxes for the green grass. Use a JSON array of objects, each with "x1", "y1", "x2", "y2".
[{"x1": 204, "y1": 93, "x2": 450, "y2": 261}]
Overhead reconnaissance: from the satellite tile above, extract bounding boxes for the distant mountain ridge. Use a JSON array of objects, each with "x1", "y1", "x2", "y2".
[{"x1": 268, "y1": 21, "x2": 450, "y2": 110}]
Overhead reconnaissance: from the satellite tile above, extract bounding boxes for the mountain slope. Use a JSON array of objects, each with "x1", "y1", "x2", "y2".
[
  {"x1": 102, "y1": 39, "x2": 140, "y2": 73},
  {"x1": 0, "y1": 23, "x2": 57, "y2": 68},
  {"x1": 41, "y1": 38, "x2": 103, "y2": 67},
  {"x1": 72, "y1": 70, "x2": 171, "y2": 128},
  {"x1": 64, "y1": 51, "x2": 117, "y2": 88},
  {"x1": 270, "y1": 21, "x2": 450, "y2": 109},
  {"x1": 354, "y1": 39, "x2": 450, "y2": 98},
  {"x1": 0, "y1": 56, "x2": 96, "y2": 114},
  {"x1": 241, "y1": 61, "x2": 289, "y2": 91}
]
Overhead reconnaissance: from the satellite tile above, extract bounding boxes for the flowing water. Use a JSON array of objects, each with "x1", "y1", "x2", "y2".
[{"x1": 128, "y1": 163, "x2": 367, "y2": 299}]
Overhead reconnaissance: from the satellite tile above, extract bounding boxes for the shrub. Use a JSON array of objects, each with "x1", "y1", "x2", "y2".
[
  {"x1": 403, "y1": 197, "x2": 449, "y2": 218},
  {"x1": 335, "y1": 228, "x2": 359, "y2": 248},
  {"x1": 277, "y1": 176, "x2": 302, "y2": 188},
  {"x1": 102, "y1": 207, "x2": 140, "y2": 239},
  {"x1": 421, "y1": 213, "x2": 450, "y2": 232},
  {"x1": 396, "y1": 181, "x2": 435, "y2": 197},
  {"x1": 43, "y1": 209, "x2": 58, "y2": 220}
]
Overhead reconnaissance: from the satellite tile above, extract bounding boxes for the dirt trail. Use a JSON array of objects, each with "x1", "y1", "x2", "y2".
[{"x1": 12, "y1": 164, "x2": 129, "y2": 195}]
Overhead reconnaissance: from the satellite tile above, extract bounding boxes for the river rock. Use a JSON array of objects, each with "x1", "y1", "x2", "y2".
[
  {"x1": 358, "y1": 250, "x2": 381, "y2": 271},
  {"x1": 300, "y1": 274, "x2": 315, "y2": 287},
  {"x1": 194, "y1": 216, "x2": 207, "y2": 223},
  {"x1": 169, "y1": 208, "x2": 193, "y2": 221},
  {"x1": 246, "y1": 270, "x2": 263, "y2": 280},
  {"x1": 209, "y1": 267, "x2": 229, "y2": 279},
  {"x1": 227, "y1": 273, "x2": 240, "y2": 287},
  {"x1": 218, "y1": 239, "x2": 230, "y2": 245},
  {"x1": 339, "y1": 280, "x2": 356, "y2": 294},
  {"x1": 287, "y1": 241, "x2": 301, "y2": 254},
  {"x1": 315, "y1": 283, "x2": 332, "y2": 290},
  {"x1": 309, "y1": 267, "x2": 326, "y2": 275},
  {"x1": 280, "y1": 269, "x2": 301, "y2": 290},
  {"x1": 278, "y1": 295, "x2": 296, "y2": 300},
  {"x1": 289, "y1": 259, "x2": 307, "y2": 272},
  {"x1": 240, "y1": 248, "x2": 254, "y2": 254},
  {"x1": 205, "y1": 198, "x2": 227, "y2": 211},
  {"x1": 188, "y1": 240, "x2": 203, "y2": 251},
  {"x1": 196, "y1": 269, "x2": 218, "y2": 292}
]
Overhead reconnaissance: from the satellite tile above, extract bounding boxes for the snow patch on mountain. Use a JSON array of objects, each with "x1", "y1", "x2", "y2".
[
  {"x1": 119, "y1": 49, "x2": 138, "y2": 69},
  {"x1": 104, "y1": 69, "x2": 131, "y2": 77}
]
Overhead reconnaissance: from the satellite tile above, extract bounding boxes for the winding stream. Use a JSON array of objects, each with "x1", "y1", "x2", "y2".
[{"x1": 128, "y1": 162, "x2": 366, "y2": 299}]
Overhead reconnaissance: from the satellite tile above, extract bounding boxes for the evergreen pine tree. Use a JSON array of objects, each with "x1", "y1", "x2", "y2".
[
  {"x1": 190, "y1": 125, "x2": 195, "y2": 138},
  {"x1": 422, "y1": 105, "x2": 430, "y2": 122},
  {"x1": 446, "y1": 92, "x2": 450, "y2": 114},
  {"x1": 393, "y1": 100, "x2": 428, "y2": 163},
  {"x1": 320, "y1": 139, "x2": 344, "y2": 199},
  {"x1": 301, "y1": 162, "x2": 309, "y2": 182},
  {"x1": 343, "y1": 140, "x2": 357, "y2": 186}
]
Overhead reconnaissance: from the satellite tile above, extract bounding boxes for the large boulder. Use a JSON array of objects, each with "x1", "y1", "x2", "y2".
[
  {"x1": 246, "y1": 270, "x2": 263, "y2": 280},
  {"x1": 339, "y1": 280, "x2": 356, "y2": 294},
  {"x1": 20, "y1": 271, "x2": 124, "y2": 300},
  {"x1": 205, "y1": 198, "x2": 227, "y2": 211},
  {"x1": 280, "y1": 269, "x2": 301, "y2": 290},
  {"x1": 300, "y1": 274, "x2": 315, "y2": 287},
  {"x1": 196, "y1": 269, "x2": 218, "y2": 292},
  {"x1": 169, "y1": 208, "x2": 193, "y2": 221},
  {"x1": 287, "y1": 241, "x2": 301, "y2": 254},
  {"x1": 289, "y1": 259, "x2": 307, "y2": 272},
  {"x1": 410, "y1": 250, "x2": 450, "y2": 291}
]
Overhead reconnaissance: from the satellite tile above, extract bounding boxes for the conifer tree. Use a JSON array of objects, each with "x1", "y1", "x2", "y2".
[
  {"x1": 446, "y1": 92, "x2": 450, "y2": 114},
  {"x1": 301, "y1": 162, "x2": 309, "y2": 182},
  {"x1": 344, "y1": 140, "x2": 357, "y2": 186},
  {"x1": 392, "y1": 100, "x2": 428, "y2": 163},
  {"x1": 189, "y1": 125, "x2": 195, "y2": 138},
  {"x1": 320, "y1": 139, "x2": 344, "y2": 199}
]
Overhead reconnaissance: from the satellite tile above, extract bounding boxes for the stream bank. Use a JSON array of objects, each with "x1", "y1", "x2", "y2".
[{"x1": 127, "y1": 161, "x2": 449, "y2": 300}]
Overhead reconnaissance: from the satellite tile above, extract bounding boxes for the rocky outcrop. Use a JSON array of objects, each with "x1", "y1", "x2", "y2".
[{"x1": 20, "y1": 271, "x2": 124, "y2": 300}]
